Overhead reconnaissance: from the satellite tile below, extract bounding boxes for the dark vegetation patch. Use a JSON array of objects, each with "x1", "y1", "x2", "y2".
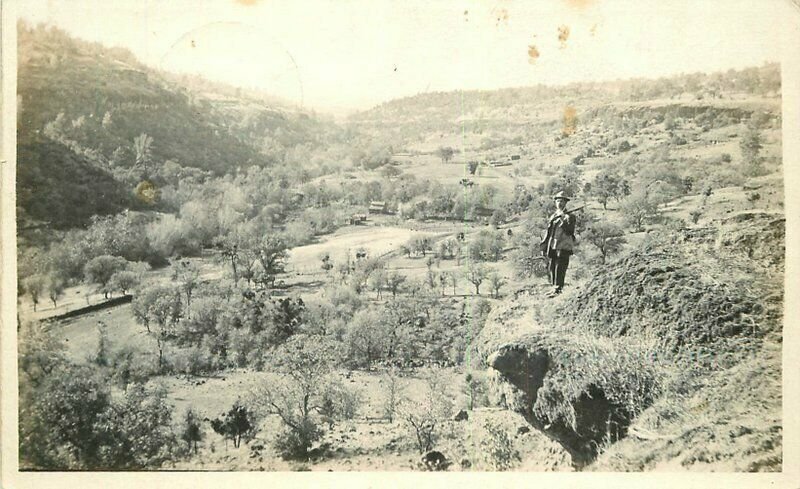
[{"x1": 17, "y1": 137, "x2": 133, "y2": 228}]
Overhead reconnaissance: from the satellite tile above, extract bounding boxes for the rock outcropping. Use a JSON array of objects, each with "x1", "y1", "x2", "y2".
[
  {"x1": 485, "y1": 338, "x2": 635, "y2": 467},
  {"x1": 478, "y1": 215, "x2": 783, "y2": 470}
]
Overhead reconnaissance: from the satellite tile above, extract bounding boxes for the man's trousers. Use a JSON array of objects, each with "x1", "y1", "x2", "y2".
[{"x1": 547, "y1": 250, "x2": 570, "y2": 289}]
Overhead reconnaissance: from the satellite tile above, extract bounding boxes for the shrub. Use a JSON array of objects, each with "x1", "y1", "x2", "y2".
[
  {"x1": 318, "y1": 379, "x2": 361, "y2": 428},
  {"x1": 383, "y1": 368, "x2": 404, "y2": 423},
  {"x1": 146, "y1": 214, "x2": 202, "y2": 258},
  {"x1": 180, "y1": 409, "x2": 204, "y2": 455},
  {"x1": 210, "y1": 401, "x2": 258, "y2": 449},
  {"x1": 92, "y1": 322, "x2": 110, "y2": 367},
  {"x1": 468, "y1": 230, "x2": 505, "y2": 262},
  {"x1": 273, "y1": 420, "x2": 322, "y2": 460},
  {"x1": 481, "y1": 420, "x2": 520, "y2": 471},
  {"x1": 172, "y1": 346, "x2": 214, "y2": 377},
  {"x1": 84, "y1": 255, "x2": 129, "y2": 298},
  {"x1": 19, "y1": 364, "x2": 177, "y2": 470},
  {"x1": 109, "y1": 345, "x2": 157, "y2": 389},
  {"x1": 619, "y1": 191, "x2": 660, "y2": 232},
  {"x1": 344, "y1": 307, "x2": 388, "y2": 369},
  {"x1": 101, "y1": 383, "x2": 178, "y2": 468}
]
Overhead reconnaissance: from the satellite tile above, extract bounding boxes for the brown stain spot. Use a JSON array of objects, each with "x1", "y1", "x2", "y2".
[
  {"x1": 558, "y1": 25, "x2": 570, "y2": 48},
  {"x1": 564, "y1": 0, "x2": 595, "y2": 9},
  {"x1": 562, "y1": 105, "x2": 578, "y2": 136},
  {"x1": 235, "y1": 0, "x2": 259, "y2": 5},
  {"x1": 492, "y1": 7, "x2": 509, "y2": 27},
  {"x1": 527, "y1": 44, "x2": 540, "y2": 64},
  {"x1": 191, "y1": 39, "x2": 196, "y2": 48},
  {"x1": 135, "y1": 180, "x2": 160, "y2": 205},
  {"x1": 590, "y1": 23, "x2": 598, "y2": 37}
]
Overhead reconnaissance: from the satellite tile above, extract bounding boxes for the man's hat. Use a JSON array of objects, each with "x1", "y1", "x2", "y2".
[{"x1": 552, "y1": 191, "x2": 571, "y2": 201}]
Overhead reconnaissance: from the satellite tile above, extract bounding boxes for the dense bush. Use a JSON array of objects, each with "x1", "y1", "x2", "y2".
[
  {"x1": 210, "y1": 402, "x2": 258, "y2": 449},
  {"x1": 19, "y1": 340, "x2": 178, "y2": 471},
  {"x1": 468, "y1": 230, "x2": 505, "y2": 262}
]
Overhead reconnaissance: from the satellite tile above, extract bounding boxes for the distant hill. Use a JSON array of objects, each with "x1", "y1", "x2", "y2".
[
  {"x1": 16, "y1": 21, "x2": 343, "y2": 228},
  {"x1": 348, "y1": 64, "x2": 781, "y2": 150}
]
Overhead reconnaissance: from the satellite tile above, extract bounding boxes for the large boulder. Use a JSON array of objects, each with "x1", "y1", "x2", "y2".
[{"x1": 486, "y1": 339, "x2": 636, "y2": 466}]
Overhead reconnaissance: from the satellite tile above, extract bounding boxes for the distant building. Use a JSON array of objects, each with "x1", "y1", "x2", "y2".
[
  {"x1": 489, "y1": 160, "x2": 512, "y2": 167},
  {"x1": 509, "y1": 154, "x2": 521, "y2": 161},
  {"x1": 348, "y1": 214, "x2": 368, "y2": 225},
  {"x1": 368, "y1": 201, "x2": 390, "y2": 214}
]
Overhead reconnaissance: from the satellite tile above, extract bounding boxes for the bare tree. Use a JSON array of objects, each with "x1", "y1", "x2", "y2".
[
  {"x1": 172, "y1": 260, "x2": 201, "y2": 313},
  {"x1": 250, "y1": 336, "x2": 356, "y2": 460},
  {"x1": 488, "y1": 271, "x2": 507, "y2": 299},
  {"x1": 448, "y1": 271, "x2": 459, "y2": 296},
  {"x1": 399, "y1": 370, "x2": 453, "y2": 453},
  {"x1": 383, "y1": 367, "x2": 404, "y2": 423},
  {"x1": 465, "y1": 264, "x2": 489, "y2": 295}
]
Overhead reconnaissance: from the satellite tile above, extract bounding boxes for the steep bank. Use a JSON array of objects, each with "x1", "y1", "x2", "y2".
[{"x1": 476, "y1": 212, "x2": 783, "y2": 470}]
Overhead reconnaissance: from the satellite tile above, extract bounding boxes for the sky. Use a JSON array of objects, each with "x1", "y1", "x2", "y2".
[{"x1": 16, "y1": 0, "x2": 797, "y2": 113}]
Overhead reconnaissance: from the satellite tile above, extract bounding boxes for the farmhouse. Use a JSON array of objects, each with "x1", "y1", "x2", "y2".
[{"x1": 368, "y1": 201, "x2": 390, "y2": 214}]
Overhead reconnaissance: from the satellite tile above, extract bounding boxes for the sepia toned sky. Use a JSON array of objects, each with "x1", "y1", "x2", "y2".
[{"x1": 17, "y1": 0, "x2": 795, "y2": 112}]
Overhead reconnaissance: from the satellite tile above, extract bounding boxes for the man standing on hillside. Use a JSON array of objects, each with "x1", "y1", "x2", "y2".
[{"x1": 541, "y1": 191, "x2": 577, "y2": 296}]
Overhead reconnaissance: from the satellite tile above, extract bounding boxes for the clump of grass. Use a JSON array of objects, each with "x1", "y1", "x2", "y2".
[
  {"x1": 526, "y1": 328, "x2": 664, "y2": 436},
  {"x1": 554, "y1": 223, "x2": 781, "y2": 355}
]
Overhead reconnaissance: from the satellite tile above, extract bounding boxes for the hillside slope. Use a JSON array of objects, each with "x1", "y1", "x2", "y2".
[
  {"x1": 16, "y1": 22, "x2": 343, "y2": 228},
  {"x1": 476, "y1": 209, "x2": 783, "y2": 471},
  {"x1": 16, "y1": 136, "x2": 133, "y2": 229}
]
